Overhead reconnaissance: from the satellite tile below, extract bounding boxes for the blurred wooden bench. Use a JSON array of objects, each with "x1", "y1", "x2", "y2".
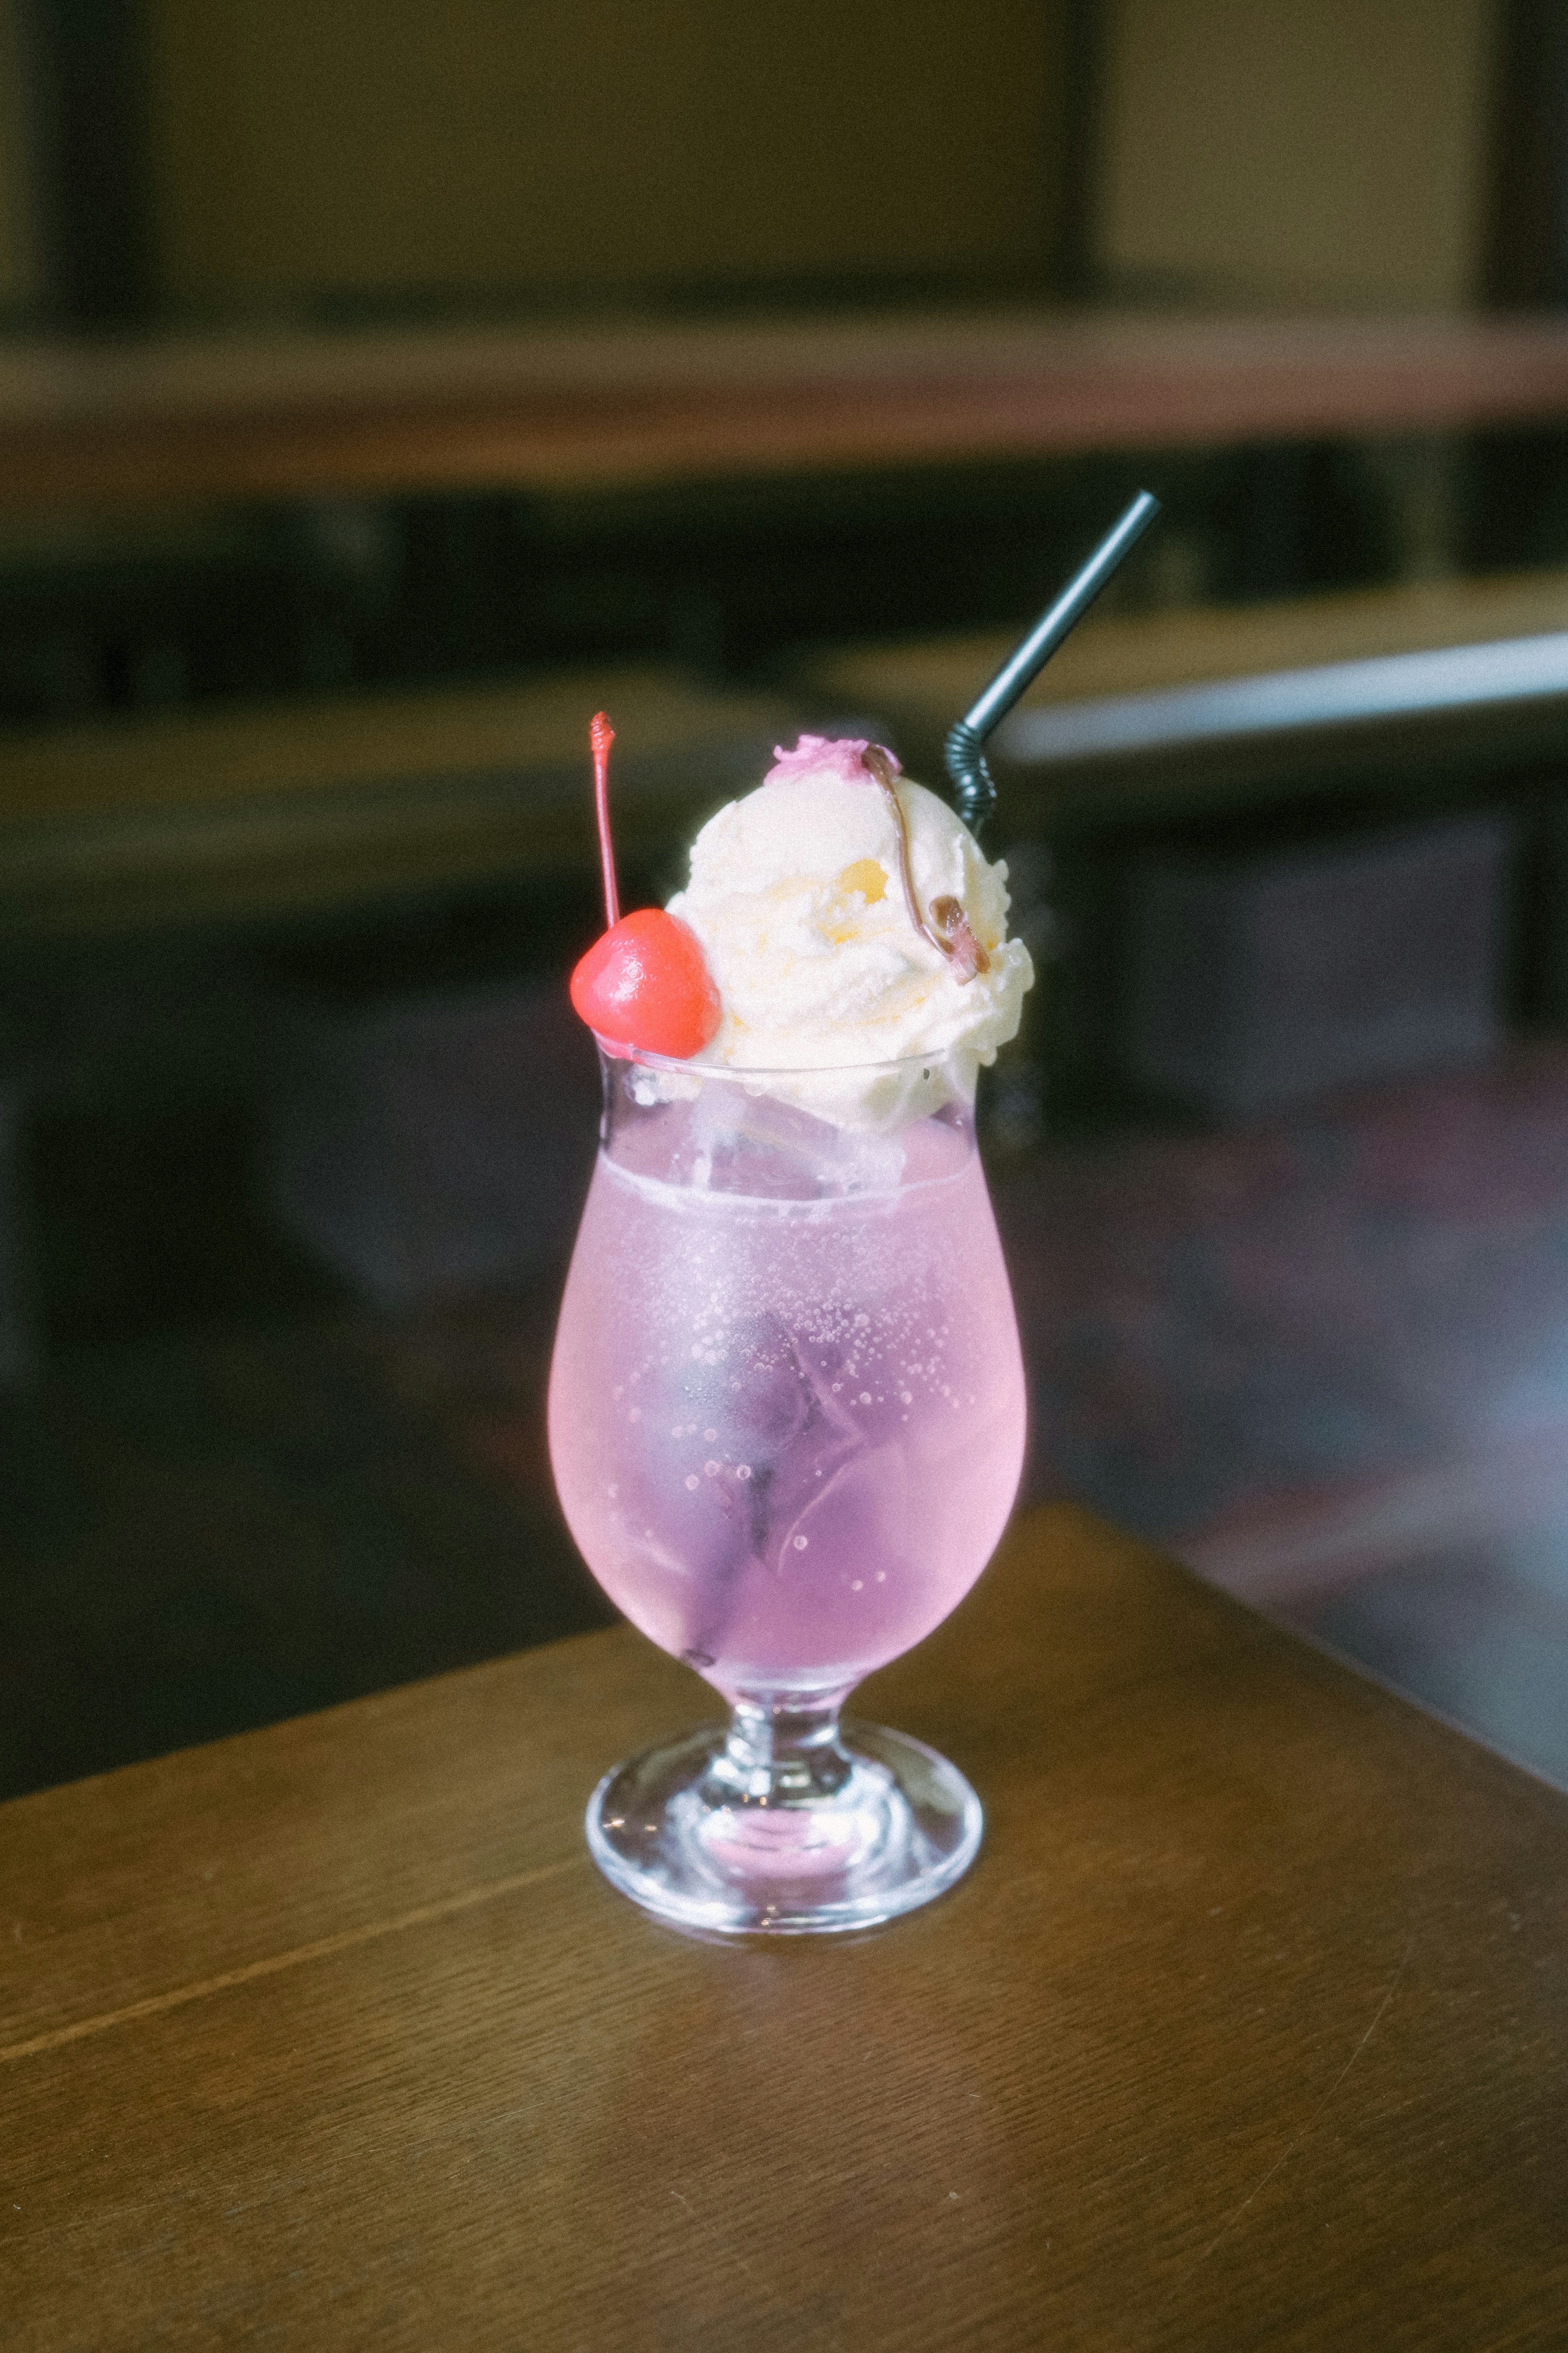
[
  {"x1": 792, "y1": 567, "x2": 1568, "y2": 827},
  {"x1": 0, "y1": 663, "x2": 804, "y2": 1371},
  {"x1": 0, "y1": 665, "x2": 801, "y2": 939},
  {"x1": 791, "y1": 570, "x2": 1568, "y2": 1117}
]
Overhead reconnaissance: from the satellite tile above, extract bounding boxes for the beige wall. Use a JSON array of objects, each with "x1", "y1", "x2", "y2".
[
  {"x1": 148, "y1": 0, "x2": 1067, "y2": 309},
  {"x1": 0, "y1": 0, "x2": 38, "y2": 314},
  {"x1": 1098, "y1": 0, "x2": 1497, "y2": 311}
]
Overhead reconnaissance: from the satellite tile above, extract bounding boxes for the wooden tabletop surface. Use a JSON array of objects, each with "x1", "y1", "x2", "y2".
[
  {"x1": 7, "y1": 310, "x2": 1568, "y2": 511},
  {"x1": 4, "y1": 1500, "x2": 1564, "y2": 2349}
]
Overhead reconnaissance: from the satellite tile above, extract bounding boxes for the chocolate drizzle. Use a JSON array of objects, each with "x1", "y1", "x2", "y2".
[
  {"x1": 860, "y1": 744, "x2": 990, "y2": 984},
  {"x1": 927, "y1": 894, "x2": 991, "y2": 981}
]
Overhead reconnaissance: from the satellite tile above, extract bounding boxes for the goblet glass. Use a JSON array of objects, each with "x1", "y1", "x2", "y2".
[{"x1": 548, "y1": 1044, "x2": 1026, "y2": 1934}]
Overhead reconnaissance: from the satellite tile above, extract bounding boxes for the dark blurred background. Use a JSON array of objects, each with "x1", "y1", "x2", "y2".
[{"x1": 6, "y1": 0, "x2": 1568, "y2": 1797}]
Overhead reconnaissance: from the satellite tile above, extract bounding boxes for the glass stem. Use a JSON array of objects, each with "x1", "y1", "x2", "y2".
[{"x1": 702, "y1": 1691, "x2": 859, "y2": 1809}]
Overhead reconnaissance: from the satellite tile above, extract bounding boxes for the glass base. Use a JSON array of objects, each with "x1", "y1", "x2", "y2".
[{"x1": 586, "y1": 1718, "x2": 982, "y2": 1936}]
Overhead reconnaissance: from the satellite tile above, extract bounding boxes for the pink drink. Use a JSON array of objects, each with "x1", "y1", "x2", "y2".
[{"x1": 549, "y1": 1075, "x2": 1025, "y2": 1701}]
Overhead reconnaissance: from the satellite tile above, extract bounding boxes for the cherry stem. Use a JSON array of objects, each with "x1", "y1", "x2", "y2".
[{"x1": 590, "y1": 711, "x2": 619, "y2": 930}]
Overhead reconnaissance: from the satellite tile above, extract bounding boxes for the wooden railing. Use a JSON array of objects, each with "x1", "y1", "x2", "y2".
[{"x1": 4, "y1": 310, "x2": 1568, "y2": 510}]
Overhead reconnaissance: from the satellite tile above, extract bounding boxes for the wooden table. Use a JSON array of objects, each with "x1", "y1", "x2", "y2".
[
  {"x1": 7, "y1": 310, "x2": 1568, "y2": 511},
  {"x1": 4, "y1": 1503, "x2": 1564, "y2": 2348}
]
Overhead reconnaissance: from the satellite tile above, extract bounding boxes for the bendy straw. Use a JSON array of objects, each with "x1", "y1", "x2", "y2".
[{"x1": 944, "y1": 489, "x2": 1161, "y2": 837}]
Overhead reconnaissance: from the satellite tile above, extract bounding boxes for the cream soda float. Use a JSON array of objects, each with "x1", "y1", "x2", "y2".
[
  {"x1": 554, "y1": 731, "x2": 1031, "y2": 1701},
  {"x1": 551, "y1": 490, "x2": 1158, "y2": 1932}
]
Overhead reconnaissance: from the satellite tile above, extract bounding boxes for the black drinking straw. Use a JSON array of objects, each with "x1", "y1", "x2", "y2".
[{"x1": 944, "y1": 489, "x2": 1162, "y2": 837}]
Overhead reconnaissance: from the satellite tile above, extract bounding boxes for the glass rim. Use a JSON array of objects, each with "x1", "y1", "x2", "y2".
[{"x1": 590, "y1": 1036, "x2": 965, "y2": 1082}]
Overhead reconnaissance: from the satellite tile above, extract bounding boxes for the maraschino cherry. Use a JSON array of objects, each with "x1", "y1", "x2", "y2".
[{"x1": 568, "y1": 712, "x2": 722, "y2": 1057}]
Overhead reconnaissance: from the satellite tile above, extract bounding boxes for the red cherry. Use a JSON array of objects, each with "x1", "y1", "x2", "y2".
[{"x1": 570, "y1": 908, "x2": 721, "y2": 1058}]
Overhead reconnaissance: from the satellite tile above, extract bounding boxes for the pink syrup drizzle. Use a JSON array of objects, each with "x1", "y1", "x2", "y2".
[{"x1": 764, "y1": 734, "x2": 899, "y2": 788}]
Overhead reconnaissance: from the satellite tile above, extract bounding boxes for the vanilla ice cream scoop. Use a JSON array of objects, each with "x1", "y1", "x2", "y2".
[{"x1": 665, "y1": 736, "x2": 1033, "y2": 1123}]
